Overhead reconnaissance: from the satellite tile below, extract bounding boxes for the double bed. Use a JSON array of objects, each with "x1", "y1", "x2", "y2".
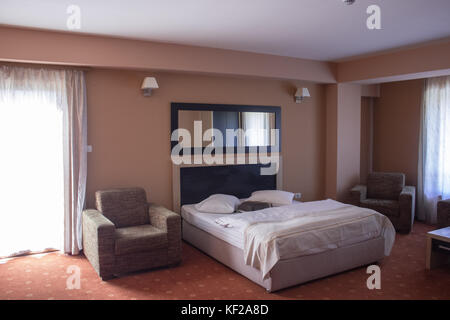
[{"x1": 174, "y1": 163, "x2": 395, "y2": 292}]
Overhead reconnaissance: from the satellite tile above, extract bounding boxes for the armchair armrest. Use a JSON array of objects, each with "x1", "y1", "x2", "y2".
[
  {"x1": 398, "y1": 186, "x2": 416, "y2": 233},
  {"x1": 349, "y1": 185, "x2": 367, "y2": 206},
  {"x1": 148, "y1": 204, "x2": 181, "y2": 264},
  {"x1": 82, "y1": 209, "x2": 116, "y2": 279},
  {"x1": 437, "y1": 199, "x2": 450, "y2": 228}
]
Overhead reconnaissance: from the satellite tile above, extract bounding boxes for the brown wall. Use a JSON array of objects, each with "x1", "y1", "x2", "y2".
[
  {"x1": 85, "y1": 69, "x2": 326, "y2": 209},
  {"x1": 373, "y1": 79, "x2": 424, "y2": 187}
]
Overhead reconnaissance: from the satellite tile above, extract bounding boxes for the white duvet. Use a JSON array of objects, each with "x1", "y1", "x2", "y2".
[{"x1": 215, "y1": 199, "x2": 396, "y2": 279}]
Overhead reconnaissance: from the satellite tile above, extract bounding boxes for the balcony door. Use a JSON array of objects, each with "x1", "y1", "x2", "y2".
[{"x1": 0, "y1": 87, "x2": 64, "y2": 257}]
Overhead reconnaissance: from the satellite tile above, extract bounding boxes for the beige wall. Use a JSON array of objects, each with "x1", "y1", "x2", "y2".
[
  {"x1": 325, "y1": 85, "x2": 338, "y2": 199},
  {"x1": 85, "y1": 69, "x2": 326, "y2": 209},
  {"x1": 336, "y1": 84, "x2": 362, "y2": 200},
  {"x1": 338, "y1": 40, "x2": 450, "y2": 83},
  {"x1": 0, "y1": 26, "x2": 335, "y2": 83},
  {"x1": 3, "y1": 26, "x2": 449, "y2": 86},
  {"x1": 360, "y1": 97, "x2": 374, "y2": 184},
  {"x1": 373, "y1": 79, "x2": 424, "y2": 187},
  {"x1": 325, "y1": 83, "x2": 362, "y2": 201}
]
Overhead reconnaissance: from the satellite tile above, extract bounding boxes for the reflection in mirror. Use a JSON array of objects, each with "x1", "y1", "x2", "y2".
[
  {"x1": 241, "y1": 112, "x2": 275, "y2": 147},
  {"x1": 178, "y1": 110, "x2": 276, "y2": 148},
  {"x1": 178, "y1": 110, "x2": 213, "y2": 147}
]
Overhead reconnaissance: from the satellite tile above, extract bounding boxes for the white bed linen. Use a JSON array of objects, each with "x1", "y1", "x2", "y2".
[
  {"x1": 215, "y1": 199, "x2": 396, "y2": 279},
  {"x1": 181, "y1": 204, "x2": 245, "y2": 249},
  {"x1": 181, "y1": 200, "x2": 303, "y2": 249}
]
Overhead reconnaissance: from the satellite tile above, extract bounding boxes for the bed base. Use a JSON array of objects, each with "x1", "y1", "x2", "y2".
[{"x1": 182, "y1": 220, "x2": 385, "y2": 292}]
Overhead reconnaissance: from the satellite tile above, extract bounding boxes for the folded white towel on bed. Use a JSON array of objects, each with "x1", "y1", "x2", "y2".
[{"x1": 215, "y1": 217, "x2": 233, "y2": 228}]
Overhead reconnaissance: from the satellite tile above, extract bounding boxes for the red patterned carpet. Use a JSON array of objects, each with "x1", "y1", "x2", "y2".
[{"x1": 0, "y1": 222, "x2": 449, "y2": 300}]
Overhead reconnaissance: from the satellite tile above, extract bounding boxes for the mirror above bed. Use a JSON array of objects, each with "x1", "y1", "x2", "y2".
[{"x1": 171, "y1": 102, "x2": 281, "y2": 154}]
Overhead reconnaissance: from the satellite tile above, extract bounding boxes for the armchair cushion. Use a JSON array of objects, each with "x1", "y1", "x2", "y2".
[
  {"x1": 149, "y1": 204, "x2": 182, "y2": 265},
  {"x1": 115, "y1": 224, "x2": 168, "y2": 255},
  {"x1": 95, "y1": 188, "x2": 149, "y2": 228},
  {"x1": 367, "y1": 172, "x2": 405, "y2": 200},
  {"x1": 360, "y1": 199, "x2": 400, "y2": 217}
]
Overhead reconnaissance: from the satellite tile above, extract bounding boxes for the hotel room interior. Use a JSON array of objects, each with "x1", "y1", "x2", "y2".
[{"x1": 0, "y1": 0, "x2": 449, "y2": 303}]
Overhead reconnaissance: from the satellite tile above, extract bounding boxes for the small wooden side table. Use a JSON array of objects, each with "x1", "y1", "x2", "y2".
[{"x1": 426, "y1": 227, "x2": 450, "y2": 269}]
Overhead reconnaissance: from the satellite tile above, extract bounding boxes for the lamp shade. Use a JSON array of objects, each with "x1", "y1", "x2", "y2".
[
  {"x1": 295, "y1": 88, "x2": 310, "y2": 98},
  {"x1": 141, "y1": 77, "x2": 159, "y2": 89},
  {"x1": 294, "y1": 87, "x2": 311, "y2": 103},
  {"x1": 301, "y1": 87, "x2": 310, "y2": 97}
]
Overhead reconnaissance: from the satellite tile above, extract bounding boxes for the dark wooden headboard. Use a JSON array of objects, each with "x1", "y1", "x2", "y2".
[{"x1": 179, "y1": 164, "x2": 277, "y2": 206}]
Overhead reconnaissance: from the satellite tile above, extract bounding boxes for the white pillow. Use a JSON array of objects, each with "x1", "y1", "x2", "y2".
[
  {"x1": 194, "y1": 194, "x2": 240, "y2": 214},
  {"x1": 247, "y1": 190, "x2": 294, "y2": 206}
]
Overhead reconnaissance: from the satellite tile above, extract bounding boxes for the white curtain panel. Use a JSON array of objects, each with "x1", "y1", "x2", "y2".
[
  {"x1": 417, "y1": 76, "x2": 450, "y2": 224},
  {"x1": 63, "y1": 69, "x2": 88, "y2": 255},
  {"x1": 0, "y1": 65, "x2": 87, "y2": 257},
  {"x1": 242, "y1": 112, "x2": 271, "y2": 146}
]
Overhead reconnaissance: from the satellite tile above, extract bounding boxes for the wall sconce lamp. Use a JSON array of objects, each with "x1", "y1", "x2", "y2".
[
  {"x1": 141, "y1": 77, "x2": 159, "y2": 97},
  {"x1": 294, "y1": 87, "x2": 310, "y2": 103}
]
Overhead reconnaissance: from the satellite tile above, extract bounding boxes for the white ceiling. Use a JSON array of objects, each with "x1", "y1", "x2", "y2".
[{"x1": 0, "y1": 0, "x2": 449, "y2": 61}]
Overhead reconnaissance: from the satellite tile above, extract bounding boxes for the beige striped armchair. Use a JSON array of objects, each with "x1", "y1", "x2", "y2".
[
  {"x1": 350, "y1": 172, "x2": 415, "y2": 234},
  {"x1": 82, "y1": 187, "x2": 181, "y2": 280}
]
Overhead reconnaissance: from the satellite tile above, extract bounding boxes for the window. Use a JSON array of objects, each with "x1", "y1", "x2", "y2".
[
  {"x1": 419, "y1": 75, "x2": 450, "y2": 222},
  {"x1": 0, "y1": 79, "x2": 64, "y2": 257}
]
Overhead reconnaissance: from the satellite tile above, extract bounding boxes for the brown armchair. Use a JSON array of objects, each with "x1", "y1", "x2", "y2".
[
  {"x1": 350, "y1": 172, "x2": 415, "y2": 233},
  {"x1": 437, "y1": 199, "x2": 450, "y2": 228},
  {"x1": 82, "y1": 187, "x2": 181, "y2": 280}
]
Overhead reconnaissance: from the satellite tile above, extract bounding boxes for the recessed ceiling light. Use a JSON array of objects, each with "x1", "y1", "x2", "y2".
[{"x1": 342, "y1": 0, "x2": 356, "y2": 5}]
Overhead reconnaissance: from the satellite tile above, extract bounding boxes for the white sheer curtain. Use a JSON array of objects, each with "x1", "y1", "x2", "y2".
[
  {"x1": 64, "y1": 69, "x2": 88, "y2": 255},
  {"x1": 417, "y1": 76, "x2": 450, "y2": 224},
  {"x1": 0, "y1": 65, "x2": 87, "y2": 257},
  {"x1": 242, "y1": 112, "x2": 271, "y2": 146}
]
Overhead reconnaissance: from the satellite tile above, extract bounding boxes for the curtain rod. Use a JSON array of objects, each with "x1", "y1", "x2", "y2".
[{"x1": 0, "y1": 61, "x2": 92, "y2": 72}]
